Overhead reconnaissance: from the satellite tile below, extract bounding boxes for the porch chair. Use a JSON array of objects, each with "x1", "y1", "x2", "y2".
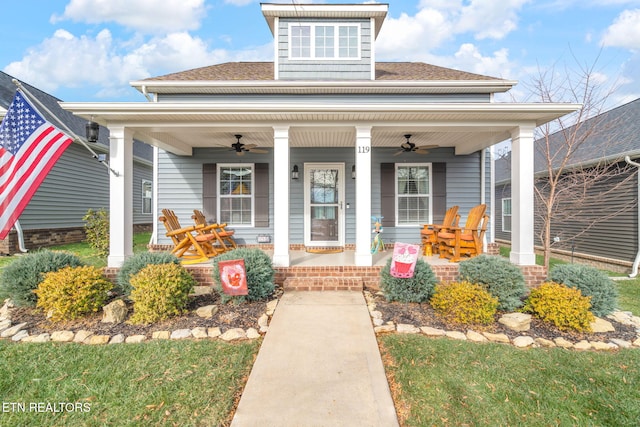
[
  {"x1": 420, "y1": 205, "x2": 459, "y2": 256},
  {"x1": 159, "y1": 209, "x2": 224, "y2": 264},
  {"x1": 437, "y1": 204, "x2": 489, "y2": 262},
  {"x1": 192, "y1": 209, "x2": 238, "y2": 252}
]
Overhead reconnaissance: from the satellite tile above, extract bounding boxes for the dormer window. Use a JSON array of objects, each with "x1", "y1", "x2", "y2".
[{"x1": 289, "y1": 23, "x2": 360, "y2": 60}]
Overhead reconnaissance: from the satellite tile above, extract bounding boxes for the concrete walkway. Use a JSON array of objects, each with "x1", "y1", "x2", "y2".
[{"x1": 231, "y1": 291, "x2": 399, "y2": 427}]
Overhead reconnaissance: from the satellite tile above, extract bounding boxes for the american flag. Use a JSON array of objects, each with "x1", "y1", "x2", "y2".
[{"x1": 0, "y1": 90, "x2": 74, "y2": 239}]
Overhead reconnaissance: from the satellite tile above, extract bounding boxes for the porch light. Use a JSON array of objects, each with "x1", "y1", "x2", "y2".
[
  {"x1": 292, "y1": 165, "x2": 299, "y2": 180},
  {"x1": 85, "y1": 121, "x2": 99, "y2": 143},
  {"x1": 351, "y1": 164, "x2": 356, "y2": 179}
]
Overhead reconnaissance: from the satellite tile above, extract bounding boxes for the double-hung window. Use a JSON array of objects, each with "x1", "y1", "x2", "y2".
[
  {"x1": 396, "y1": 164, "x2": 431, "y2": 226},
  {"x1": 289, "y1": 23, "x2": 360, "y2": 59},
  {"x1": 141, "y1": 180, "x2": 152, "y2": 214},
  {"x1": 502, "y1": 198, "x2": 512, "y2": 232},
  {"x1": 218, "y1": 164, "x2": 254, "y2": 226}
]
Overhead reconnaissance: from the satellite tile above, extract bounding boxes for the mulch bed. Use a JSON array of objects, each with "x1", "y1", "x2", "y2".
[{"x1": 370, "y1": 290, "x2": 638, "y2": 343}]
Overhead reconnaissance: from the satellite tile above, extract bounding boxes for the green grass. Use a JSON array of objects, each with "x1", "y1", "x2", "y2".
[
  {"x1": 0, "y1": 339, "x2": 258, "y2": 426},
  {"x1": 616, "y1": 278, "x2": 640, "y2": 315},
  {"x1": 380, "y1": 335, "x2": 640, "y2": 427}
]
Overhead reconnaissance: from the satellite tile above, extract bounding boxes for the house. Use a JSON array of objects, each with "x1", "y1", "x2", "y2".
[
  {"x1": 495, "y1": 98, "x2": 640, "y2": 274},
  {"x1": 0, "y1": 71, "x2": 153, "y2": 255},
  {"x1": 60, "y1": 3, "x2": 579, "y2": 272}
]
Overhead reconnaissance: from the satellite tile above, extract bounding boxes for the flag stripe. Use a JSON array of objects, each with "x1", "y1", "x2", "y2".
[{"x1": 0, "y1": 90, "x2": 74, "y2": 239}]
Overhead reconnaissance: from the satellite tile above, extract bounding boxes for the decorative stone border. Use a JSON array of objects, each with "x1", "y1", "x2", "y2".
[
  {"x1": 0, "y1": 298, "x2": 279, "y2": 345},
  {"x1": 364, "y1": 291, "x2": 640, "y2": 351}
]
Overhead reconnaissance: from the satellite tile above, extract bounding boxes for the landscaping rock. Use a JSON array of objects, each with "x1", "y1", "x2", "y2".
[
  {"x1": 266, "y1": 299, "x2": 278, "y2": 316},
  {"x1": 534, "y1": 338, "x2": 556, "y2": 348},
  {"x1": 125, "y1": 335, "x2": 147, "y2": 343},
  {"x1": 610, "y1": 338, "x2": 632, "y2": 349},
  {"x1": 420, "y1": 326, "x2": 446, "y2": 337},
  {"x1": 1, "y1": 322, "x2": 28, "y2": 338},
  {"x1": 246, "y1": 328, "x2": 260, "y2": 339},
  {"x1": 445, "y1": 331, "x2": 467, "y2": 340},
  {"x1": 498, "y1": 313, "x2": 532, "y2": 332},
  {"x1": 109, "y1": 334, "x2": 125, "y2": 344},
  {"x1": 482, "y1": 332, "x2": 510, "y2": 343},
  {"x1": 152, "y1": 331, "x2": 170, "y2": 340},
  {"x1": 191, "y1": 327, "x2": 208, "y2": 339},
  {"x1": 11, "y1": 330, "x2": 29, "y2": 342},
  {"x1": 374, "y1": 324, "x2": 396, "y2": 334},
  {"x1": 208, "y1": 327, "x2": 222, "y2": 338},
  {"x1": 102, "y1": 300, "x2": 128, "y2": 324},
  {"x1": 591, "y1": 317, "x2": 615, "y2": 333},
  {"x1": 88, "y1": 335, "x2": 110, "y2": 345},
  {"x1": 196, "y1": 305, "x2": 218, "y2": 319},
  {"x1": 51, "y1": 331, "x2": 74, "y2": 342},
  {"x1": 397, "y1": 324, "x2": 420, "y2": 334},
  {"x1": 513, "y1": 336, "x2": 534, "y2": 348},
  {"x1": 573, "y1": 340, "x2": 592, "y2": 350},
  {"x1": 0, "y1": 299, "x2": 13, "y2": 321},
  {"x1": 0, "y1": 319, "x2": 11, "y2": 332},
  {"x1": 170, "y1": 329, "x2": 192, "y2": 340},
  {"x1": 191, "y1": 286, "x2": 213, "y2": 296},
  {"x1": 28, "y1": 333, "x2": 51, "y2": 343},
  {"x1": 591, "y1": 341, "x2": 618, "y2": 351},
  {"x1": 554, "y1": 337, "x2": 574, "y2": 348},
  {"x1": 466, "y1": 330, "x2": 488, "y2": 342},
  {"x1": 220, "y1": 328, "x2": 246, "y2": 341},
  {"x1": 73, "y1": 330, "x2": 94, "y2": 343}
]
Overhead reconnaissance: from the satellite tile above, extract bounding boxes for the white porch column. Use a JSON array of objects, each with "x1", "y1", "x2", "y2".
[
  {"x1": 510, "y1": 124, "x2": 536, "y2": 266},
  {"x1": 272, "y1": 126, "x2": 290, "y2": 267},
  {"x1": 107, "y1": 126, "x2": 134, "y2": 267},
  {"x1": 355, "y1": 126, "x2": 373, "y2": 266}
]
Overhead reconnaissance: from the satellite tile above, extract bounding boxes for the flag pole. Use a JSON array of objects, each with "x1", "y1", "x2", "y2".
[{"x1": 11, "y1": 79, "x2": 119, "y2": 177}]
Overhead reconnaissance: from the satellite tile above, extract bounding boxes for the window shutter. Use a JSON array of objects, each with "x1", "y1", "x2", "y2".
[
  {"x1": 202, "y1": 164, "x2": 217, "y2": 222},
  {"x1": 432, "y1": 163, "x2": 446, "y2": 223},
  {"x1": 380, "y1": 163, "x2": 395, "y2": 227},
  {"x1": 254, "y1": 163, "x2": 269, "y2": 227}
]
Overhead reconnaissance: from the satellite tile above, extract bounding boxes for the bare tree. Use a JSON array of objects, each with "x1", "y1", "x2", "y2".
[{"x1": 522, "y1": 56, "x2": 637, "y2": 270}]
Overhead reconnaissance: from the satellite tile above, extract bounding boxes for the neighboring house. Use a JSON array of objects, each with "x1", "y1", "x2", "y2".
[
  {"x1": 495, "y1": 98, "x2": 640, "y2": 273},
  {"x1": 0, "y1": 71, "x2": 153, "y2": 255},
  {"x1": 61, "y1": 3, "x2": 578, "y2": 268}
]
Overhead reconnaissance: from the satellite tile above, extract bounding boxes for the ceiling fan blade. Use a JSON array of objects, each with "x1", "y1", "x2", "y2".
[
  {"x1": 417, "y1": 145, "x2": 439, "y2": 150},
  {"x1": 414, "y1": 149, "x2": 430, "y2": 154},
  {"x1": 244, "y1": 144, "x2": 258, "y2": 149},
  {"x1": 236, "y1": 151, "x2": 246, "y2": 156},
  {"x1": 250, "y1": 149, "x2": 269, "y2": 154},
  {"x1": 400, "y1": 143, "x2": 412, "y2": 150},
  {"x1": 393, "y1": 150, "x2": 404, "y2": 156}
]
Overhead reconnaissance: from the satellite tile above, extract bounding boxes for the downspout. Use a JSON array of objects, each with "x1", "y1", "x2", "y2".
[
  {"x1": 481, "y1": 149, "x2": 487, "y2": 250},
  {"x1": 624, "y1": 155, "x2": 640, "y2": 277},
  {"x1": 13, "y1": 220, "x2": 28, "y2": 253}
]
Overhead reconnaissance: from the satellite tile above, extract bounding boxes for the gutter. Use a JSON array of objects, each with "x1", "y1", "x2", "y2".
[{"x1": 624, "y1": 155, "x2": 640, "y2": 277}]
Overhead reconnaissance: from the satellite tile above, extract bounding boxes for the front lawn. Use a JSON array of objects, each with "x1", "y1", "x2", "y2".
[
  {"x1": 0, "y1": 339, "x2": 258, "y2": 426},
  {"x1": 380, "y1": 335, "x2": 640, "y2": 426}
]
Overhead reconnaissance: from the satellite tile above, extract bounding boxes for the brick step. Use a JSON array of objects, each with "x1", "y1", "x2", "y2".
[{"x1": 283, "y1": 276, "x2": 363, "y2": 292}]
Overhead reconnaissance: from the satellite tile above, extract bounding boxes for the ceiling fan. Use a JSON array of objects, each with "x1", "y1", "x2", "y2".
[
  {"x1": 394, "y1": 134, "x2": 438, "y2": 156},
  {"x1": 225, "y1": 134, "x2": 268, "y2": 156}
]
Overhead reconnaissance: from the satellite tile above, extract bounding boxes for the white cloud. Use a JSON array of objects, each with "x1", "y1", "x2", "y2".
[
  {"x1": 223, "y1": 0, "x2": 255, "y2": 5},
  {"x1": 52, "y1": 0, "x2": 207, "y2": 34},
  {"x1": 457, "y1": 0, "x2": 530, "y2": 40},
  {"x1": 452, "y1": 43, "x2": 513, "y2": 78},
  {"x1": 601, "y1": 9, "x2": 640, "y2": 49}
]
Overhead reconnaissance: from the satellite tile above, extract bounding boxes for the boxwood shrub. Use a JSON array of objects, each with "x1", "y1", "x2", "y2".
[{"x1": 380, "y1": 258, "x2": 438, "y2": 303}]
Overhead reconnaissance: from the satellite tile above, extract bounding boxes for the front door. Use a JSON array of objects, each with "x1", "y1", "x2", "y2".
[{"x1": 304, "y1": 163, "x2": 345, "y2": 247}]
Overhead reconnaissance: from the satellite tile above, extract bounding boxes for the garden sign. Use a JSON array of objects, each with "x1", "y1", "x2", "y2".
[{"x1": 219, "y1": 259, "x2": 248, "y2": 296}]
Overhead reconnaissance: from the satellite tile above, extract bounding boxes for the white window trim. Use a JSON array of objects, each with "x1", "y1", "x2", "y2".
[
  {"x1": 502, "y1": 197, "x2": 512, "y2": 233},
  {"x1": 141, "y1": 179, "x2": 152, "y2": 215},
  {"x1": 217, "y1": 163, "x2": 255, "y2": 228},
  {"x1": 288, "y1": 23, "x2": 361, "y2": 60},
  {"x1": 395, "y1": 163, "x2": 433, "y2": 227}
]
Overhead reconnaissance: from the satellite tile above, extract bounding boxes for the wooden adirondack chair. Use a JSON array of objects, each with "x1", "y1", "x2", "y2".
[
  {"x1": 437, "y1": 204, "x2": 489, "y2": 262},
  {"x1": 420, "y1": 205, "x2": 460, "y2": 256},
  {"x1": 192, "y1": 209, "x2": 238, "y2": 251},
  {"x1": 159, "y1": 209, "x2": 223, "y2": 263}
]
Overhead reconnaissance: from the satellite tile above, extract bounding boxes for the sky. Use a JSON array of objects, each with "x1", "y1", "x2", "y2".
[{"x1": 1, "y1": 0, "x2": 639, "y2": 108}]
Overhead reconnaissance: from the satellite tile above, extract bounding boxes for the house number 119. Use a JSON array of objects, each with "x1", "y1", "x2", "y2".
[{"x1": 357, "y1": 146, "x2": 370, "y2": 154}]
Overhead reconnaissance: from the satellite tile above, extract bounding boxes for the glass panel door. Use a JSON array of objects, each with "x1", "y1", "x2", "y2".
[{"x1": 304, "y1": 164, "x2": 344, "y2": 246}]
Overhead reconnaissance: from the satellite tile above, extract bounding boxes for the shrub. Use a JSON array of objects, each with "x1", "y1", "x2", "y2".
[
  {"x1": 548, "y1": 264, "x2": 618, "y2": 317},
  {"x1": 0, "y1": 250, "x2": 84, "y2": 307},
  {"x1": 380, "y1": 258, "x2": 438, "y2": 303},
  {"x1": 129, "y1": 263, "x2": 196, "y2": 324},
  {"x1": 523, "y1": 282, "x2": 594, "y2": 332},
  {"x1": 83, "y1": 208, "x2": 110, "y2": 257},
  {"x1": 430, "y1": 281, "x2": 499, "y2": 326},
  {"x1": 116, "y1": 252, "x2": 180, "y2": 297},
  {"x1": 213, "y1": 248, "x2": 275, "y2": 304},
  {"x1": 34, "y1": 266, "x2": 112, "y2": 322},
  {"x1": 458, "y1": 255, "x2": 527, "y2": 311}
]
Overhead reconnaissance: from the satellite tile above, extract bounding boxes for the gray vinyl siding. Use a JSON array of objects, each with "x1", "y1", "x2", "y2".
[
  {"x1": 157, "y1": 145, "x2": 490, "y2": 247},
  {"x1": 18, "y1": 142, "x2": 153, "y2": 230},
  {"x1": 278, "y1": 18, "x2": 372, "y2": 80}
]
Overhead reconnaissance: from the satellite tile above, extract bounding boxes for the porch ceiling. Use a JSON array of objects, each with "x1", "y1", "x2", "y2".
[{"x1": 61, "y1": 101, "x2": 580, "y2": 156}]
